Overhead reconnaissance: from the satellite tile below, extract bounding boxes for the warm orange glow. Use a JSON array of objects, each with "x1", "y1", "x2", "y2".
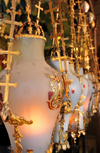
[
  {"x1": 19, "y1": 106, "x2": 52, "y2": 136},
  {"x1": 83, "y1": 98, "x2": 90, "y2": 111},
  {"x1": 69, "y1": 112, "x2": 78, "y2": 132}
]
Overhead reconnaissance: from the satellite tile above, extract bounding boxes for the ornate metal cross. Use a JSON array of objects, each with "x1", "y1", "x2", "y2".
[
  {"x1": 76, "y1": 0, "x2": 82, "y2": 9},
  {"x1": 0, "y1": 73, "x2": 18, "y2": 105},
  {"x1": 26, "y1": 4, "x2": 31, "y2": 22},
  {"x1": 44, "y1": 1, "x2": 61, "y2": 49},
  {"x1": 44, "y1": 1, "x2": 58, "y2": 25},
  {"x1": 35, "y1": 1, "x2": 43, "y2": 24},
  {"x1": 0, "y1": 42, "x2": 20, "y2": 70},
  {"x1": 3, "y1": 0, "x2": 22, "y2": 41}
]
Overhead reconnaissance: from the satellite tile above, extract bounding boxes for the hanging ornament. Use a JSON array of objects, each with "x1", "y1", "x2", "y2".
[
  {"x1": 81, "y1": 1, "x2": 90, "y2": 13},
  {"x1": 88, "y1": 12, "x2": 94, "y2": 24},
  {"x1": 91, "y1": 20, "x2": 95, "y2": 29}
]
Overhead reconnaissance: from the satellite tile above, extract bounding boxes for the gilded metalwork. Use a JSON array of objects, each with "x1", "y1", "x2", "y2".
[
  {"x1": 0, "y1": 1, "x2": 34, "y2": 152},
  {"x1": 0, "y1": 42, "x2": 20, "y2": 70},
  {"x1": 35, "y1": 1, "x2": 43, "y2": 25},
  {"x1": 71, "y1": 132, "x2": 77, "y2": 143},
  {"x1": 47, "y1": 142, "x2": 54, "y2": 153},
  {"x1": 0, "y1": 74, "x2": 18, "y2": 105},
  {"x1": 58, "y1": 114, "x2": 65, "y2": 143},
  {"x1": 78, "y1": 129, "x2": 85, "y2": 137},
  {"x1": 62, "y1": 131, "x2": 70, "y2": 150},
  {"x1": 2, "y1": 2, "x2": 22, "y2": 41},
  {"x1": 15, "y1": 4, "x2": 46, "y2": 41},
  {"x1": 1, "y1": 106, "x2": 33, "y2": 153},
  {"x1": 46, "y1": 70, "x2": 63, "y2": 110},
  {"x1": 26, "y1": 149, "x2": 33, "y2": 153},
  {"x1": 61, "y1": 101, "x2": 72, "y2": 114},
  {"x1": 15, "y1": 34, "x2": 46, "y2": 41}
]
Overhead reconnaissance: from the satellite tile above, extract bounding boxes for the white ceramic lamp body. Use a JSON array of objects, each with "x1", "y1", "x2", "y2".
[
  {"x1": 69, "y1": 66, "x2": 88, "y2": 131},
  {"x1": 46, "y1": 59, "x2": 81, "y2": 142},
  {"x1": 2, "y1": 37, "x2": 63, "y2": 153},
  {"x1": 83, "y1": 74, "x2": 94, "y2": 116},
  {"x1": 79, "y1": 68, "x2": 88, "y2": 130},
  {"x1": 89, "y1": 88, "x2": 95, "y2": 112},
  {"x1": 88, "y1": 12, "x2": 94, "y2": 24}
]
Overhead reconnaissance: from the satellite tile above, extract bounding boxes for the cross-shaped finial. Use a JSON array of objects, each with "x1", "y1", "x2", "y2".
[
  {"x1": 26, "y1": 4, "x2": 33, "y2": 34},
  {"x1": 26, "y1": 4, "x2": 31, "y2": 22},
  {"x1": 76, "y1": 0, "x2": 82, "y2": 8},
  {"x1": 0, "y1": 42, "x2": 20, "y2": 70},
  {"x1": 0, "y1": 74, "x2": 18, "y2": 105},
  {"x1": 3, "y1": 0, "x2": 22, "y2": 41},
  {"x1": 35, "y1": 1, "x2": 43, "y2": 24}
]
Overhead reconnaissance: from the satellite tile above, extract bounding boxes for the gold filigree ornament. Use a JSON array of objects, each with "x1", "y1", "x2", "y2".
[
  {"x1": 62, "y1": 131, "x2": 70, "y2": 150},
  {"x1": 46, "y1": 142, "x2": 54, "y2": 153},
  {"x1": 26, "y1": 149, "x2": 33, "y2": 153},
  {"x1": 62, "y1": 101, "x2": 72, "y2": 114},
  {"x1": 57, "y1": 141, "x2": 70, "y2": 151},
  {"x1": 78, "y1": 129, "x2": 85, "y2": 137},
  {"x1": 71, "y1": 132, "x2": 77, "y2": 143},
  {"x1": 1, "y1": 106, "x2": 33, "y2": 153},
  {"x1": 46, "y1": 70, "x2": 63, "y2": 110},
  {"x1": 15, "y1": 4, "x2": 46, "y2": 41}
]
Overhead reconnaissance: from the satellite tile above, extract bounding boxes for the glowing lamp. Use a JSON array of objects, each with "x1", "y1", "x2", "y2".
[{"x1": 1, "y1": 35, "x2": 63, "y2": 153}]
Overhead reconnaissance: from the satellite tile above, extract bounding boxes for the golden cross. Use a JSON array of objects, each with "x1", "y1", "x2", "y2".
[
  {"x1": 52, "y1": 8, "x2": 59, "y2": 47},
  {"x1": 44, "y1": 1, "x2": 61, "y2": 49},
  {"x1": 90, "y1": 46, "x2": 95, "y2": 53},
  {"x1": 0, "y1": 42, "x2": 20, "y2": 70},
  {"x1": 35, "y1": 1, "x2": 43, "y2": 24},
  {"x1": 54, "y1": 50, "x2": 64, "y2": 73},
  {"x1": 3, "y1": 0, "x2": 22, "y2": 41},
  {"x1": 0, "y1": 74, "x2": 18, "y2": 104},
  {"x1": 76, "y1": 0, "x2": 82, "y2": 8},
  {"x1": 62, "y1": 74, "x2": 73, "y2": 98},
  {"x1": 57, "y1": 0, "x2": 70, "y2": 83},
  {"x1": 52, "y1": 55, "x2": 69, "y2": 62},
  {"x1": 26, "y1": 4, "x2": 31, "y2": 22},
  {"x1": 44, "y1": 1, "x2": 58, "y2": 25},
  {"x1": 69, "y1": 0, "x2": 75, "y2": 6},
  {"x1": 50, "y1": 32, "x2": 62, "y2": 40}
]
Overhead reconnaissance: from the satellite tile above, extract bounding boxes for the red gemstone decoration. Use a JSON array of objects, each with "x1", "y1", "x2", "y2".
[
  {"x1": 83, "y1": 84, "x2": 85, "y2": 88},
  {"x1": 72, "y1": 88, "x2": 75, "y2": 94},
  {"x1": 0, "y1": 101, "x2": 3, "y2": 111},
  {"x1": 48, "y1": 91, "x2": 54, "y2": 100}
]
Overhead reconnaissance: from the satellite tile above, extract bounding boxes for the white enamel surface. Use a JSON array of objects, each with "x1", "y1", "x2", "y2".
[
  {"x1": 69, "y1": 64, "x2": 78, "y2": 76},
  {"x1": 1, "y1": 37, "x2": 62, "y2": 153},
  {"x1": 53, "y1": 113, "x2": 71, "y2": 143},
  {"x1": 69, "y1": 66, "x2": 88, "y2": 130},
  {"x1": 83, "y1": 74, "x2": 94, "y2": 116},
  {"x1": 79, "y1": 68, "x2": 89, "y2": 130},
  {"x1": 67, "y1": 62, "x2": 81, "y2": 111},
  {"x1": 89, "y1": 12, "x2": 94, "y2": 23}
]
